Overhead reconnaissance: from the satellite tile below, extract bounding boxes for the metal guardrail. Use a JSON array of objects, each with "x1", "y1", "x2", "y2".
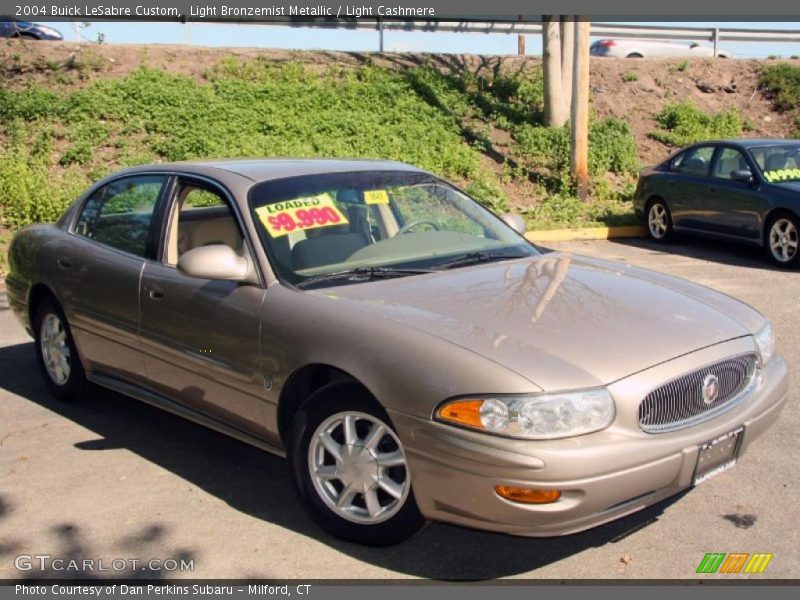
[{"x1": 272, "y1": 19, "x2": 800, "y2": 55}]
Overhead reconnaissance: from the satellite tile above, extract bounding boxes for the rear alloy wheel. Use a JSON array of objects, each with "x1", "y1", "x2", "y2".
[
  {"x1": 767, "y1": 214, "x2": 800, "y2": 267},
  {"x1": 647, "y1": 200, "x2": 673, "y2": 242},
  {"x1": 34, "y1": 297, "x2": 89, "y2": 401},
  {"x1": 289, "y1": 387, "x2": 425, "y2": 546}
]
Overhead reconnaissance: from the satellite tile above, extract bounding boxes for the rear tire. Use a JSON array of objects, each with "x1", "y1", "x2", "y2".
[
  {"x1": 765, "y1": 212, "x2": 800, "y2": 268},
  {"x1": 33, "y1": 297, "x2": 89, "y2": 402},
  {"x1": 288, "y1": 384, "x2": 426, "y2": 546},
  {"x1": 646, "y1": 199, "x2": 673, "y2": 242}
]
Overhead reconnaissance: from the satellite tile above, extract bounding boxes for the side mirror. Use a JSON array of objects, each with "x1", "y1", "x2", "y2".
[
  {"x1": 731, "y1": 169, "x2": 754, "y2": 183},
  {"x1": 501, "y1": 213, "x2": 527, "y2": 235},
  {"x1": 177, "y1": 245, "x2": 250, "y2": 282}
]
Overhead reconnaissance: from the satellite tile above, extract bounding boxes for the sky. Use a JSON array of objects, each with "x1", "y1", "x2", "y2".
[{"x1": 41, "y1": 20, "x2": 800, "y2": 58}]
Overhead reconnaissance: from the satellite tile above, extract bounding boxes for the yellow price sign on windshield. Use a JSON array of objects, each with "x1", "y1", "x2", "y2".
[
  {"x1": 364, "y1": 190, "x2": 390, "y2": 205},
  {"x1": 764, "y1": 168, "x2": 800, "y2": 183},
  {"x1": 256, "y1": 194, "x2": 349, "y2": 238}
]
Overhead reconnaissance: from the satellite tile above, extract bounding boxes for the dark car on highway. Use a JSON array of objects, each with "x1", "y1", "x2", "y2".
[
  {"x1": 634, "y1": 139, "x2": 800, "y2": 267},
  {"x1": 0, "y1": 20, "x2": 63, "y2": 40}
]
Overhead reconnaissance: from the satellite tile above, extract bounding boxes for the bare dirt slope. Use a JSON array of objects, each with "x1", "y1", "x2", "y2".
[{"x1": 2, "y1": 40, "x2": 797, "y2": 168}]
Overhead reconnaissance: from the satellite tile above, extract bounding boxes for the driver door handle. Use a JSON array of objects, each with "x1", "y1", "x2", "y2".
[{"x1": 145, "y1": 284, "x2": 165, "y2": 300}]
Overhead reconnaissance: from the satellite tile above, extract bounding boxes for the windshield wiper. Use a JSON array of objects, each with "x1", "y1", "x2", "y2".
[
  {"x1": 431, "y1": 250, "x2": 531, "y2": 271},
  {"x1": 296, "y1": 266, "x2": 436, "y2": 289}
]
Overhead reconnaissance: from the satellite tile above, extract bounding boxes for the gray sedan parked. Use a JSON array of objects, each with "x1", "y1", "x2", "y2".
[
  {"x1": 635, "y1": 139, "x2": 800, "y2": 267},
  {"x1": 6, "y1": 159, "x2": 788, "y2": 545}
]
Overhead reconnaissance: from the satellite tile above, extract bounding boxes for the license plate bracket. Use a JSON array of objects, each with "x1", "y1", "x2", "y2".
[{"x1": 693, "y1": 426, "x2": 744, "y2": 486}]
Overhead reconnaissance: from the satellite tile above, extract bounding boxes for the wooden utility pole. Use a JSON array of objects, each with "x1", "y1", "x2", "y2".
[
  {"x1": 570, "y1": 18, "x2": 590, "y2": 201},
  {"x1": 517, "y1": 34, "x2": 526, "y2": 56},
  {"x1": 542, "y1": 16, "x2": 567, "y2": 127},
  {"x1": 560, "y1": 17, "x2": 575, "y2": 123}
]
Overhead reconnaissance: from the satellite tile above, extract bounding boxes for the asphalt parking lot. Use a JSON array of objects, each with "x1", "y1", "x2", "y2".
[{"x1": 0, "y1": 236, "x2": 798, "y2": 580}]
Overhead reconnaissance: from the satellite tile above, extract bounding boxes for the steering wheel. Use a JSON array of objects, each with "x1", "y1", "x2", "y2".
[{"x1": 396, "y1": 220, "x2": 440, "y2": 235}]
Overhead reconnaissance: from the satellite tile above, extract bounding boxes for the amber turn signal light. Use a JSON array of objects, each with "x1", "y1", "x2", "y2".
[
  {"x1": 437, "y1": 400, "x2": 485, "y2": 429},
  {"x1": 495, "y1": 486, "x2": 561, "y2": 504}
]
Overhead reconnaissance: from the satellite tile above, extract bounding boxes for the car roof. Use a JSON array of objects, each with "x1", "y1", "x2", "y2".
[
  {"x1": 116, "y1": 158, "x2": 427, "y2": 183},
  {"x1": 714, "y1": 139, "x2": 800, "y2": 149}
]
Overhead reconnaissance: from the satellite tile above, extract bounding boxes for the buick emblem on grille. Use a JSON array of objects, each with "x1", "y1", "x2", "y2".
[{"x1": 702, "y1": 373, "x2": 720, "y2": 405}]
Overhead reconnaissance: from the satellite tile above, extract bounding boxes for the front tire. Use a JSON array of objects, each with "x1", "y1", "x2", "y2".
[
  {"x1": 647, "y1": 199, "x2": 673, "y2": 242},
  {"x1": 33, "y1": 297, "x2": 89, "y2": 402},
  {"x1": 766, "y1": 212, "x2": 800, "y2": 267},
  {"x1": 288, "y1": 385, "x2": 425, "y2": 546}
]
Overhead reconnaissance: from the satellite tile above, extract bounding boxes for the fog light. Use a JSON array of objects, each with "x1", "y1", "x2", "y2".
[{"x1": 495, "y1": 485, "x2": 561, "y2": 504}]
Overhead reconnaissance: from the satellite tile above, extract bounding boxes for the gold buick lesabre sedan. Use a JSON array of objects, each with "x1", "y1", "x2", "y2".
[{"x1": 6, "y1": 159, "x2": 789, "y2": 546}]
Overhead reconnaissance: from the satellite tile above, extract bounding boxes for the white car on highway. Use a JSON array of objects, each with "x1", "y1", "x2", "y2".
[{"x1": 590, "y1": 39, "x2": 734, "y2": 58}]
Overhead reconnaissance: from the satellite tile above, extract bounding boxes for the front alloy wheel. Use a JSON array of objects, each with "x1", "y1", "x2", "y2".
[
  {"x1": 647, "y1": 200, "x2": 672, "y2": 241},
  {"x1": 767, "y1": 216, "x2": 800, "y2": 267},
  {"x1": 308, "y1": 411, "x2": 410, "y2": 524},
  {"x1": 289, "y1": 386, "x2": 425, "y2": 546}
]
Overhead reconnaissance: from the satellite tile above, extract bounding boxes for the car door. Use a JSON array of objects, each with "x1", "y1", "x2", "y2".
[
  {"x1": 692, "y1": 146, "x2": 769, "y2": 240},
  {"x1": 137, "y1": 177, "x2": 270, "y2": 438},
  {"x1": 61, "y1": 174, "x2": 167, "y2": 383},
  {"x1": 663, "y1": 145, "x2": 716, "y2": 230},
  {"x1": 0, "y1": 21, "x2": 14, "y2": 38}
]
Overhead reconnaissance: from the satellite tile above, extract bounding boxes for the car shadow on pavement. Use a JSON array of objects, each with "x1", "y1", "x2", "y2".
[
  {"x1": 607, "y1": 235, "x2": 791, "y2": 271},
  {"x1": 0, "y1": 341, "x2": 686, "y2": 580}
]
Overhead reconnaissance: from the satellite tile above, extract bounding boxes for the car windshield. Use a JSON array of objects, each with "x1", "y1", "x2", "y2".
[
  {"x1": 249, "y1": 170, "x2": 538, "y2": 287},
  {"x1": 749, "y1": 144, "x2": 800, "y2": 183}
]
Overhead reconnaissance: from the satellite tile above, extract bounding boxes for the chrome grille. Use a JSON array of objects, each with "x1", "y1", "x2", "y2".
[{"x1": 638, "y1": 353, "x2": 758, "y2": 433}]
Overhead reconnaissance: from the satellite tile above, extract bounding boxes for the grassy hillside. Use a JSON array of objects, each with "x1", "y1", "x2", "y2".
[{"x1": 2, "y1": 41, "x2": 800, "y2": 278}]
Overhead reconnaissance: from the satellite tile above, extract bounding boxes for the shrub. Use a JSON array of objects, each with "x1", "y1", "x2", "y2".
[
  {"x1": 759, "y1": 63, "x2": 800, "y2": 111},
  {"x1": 0, "y1": 62, "x2": 509, "y2": 228},
  {"x1": 648, "y1": 102, "x2": 743, "y2": 147}
]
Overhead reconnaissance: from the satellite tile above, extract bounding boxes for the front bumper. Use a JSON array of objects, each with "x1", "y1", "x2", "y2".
[{"x1": 390, "y1": 338, "x2": 789, "y2": 537}]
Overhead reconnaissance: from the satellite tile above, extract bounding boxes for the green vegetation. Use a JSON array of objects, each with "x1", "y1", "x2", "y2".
[
  {"x1": 621, "y1": 71, "x2": 639, "y2": 83},
  {"x1": 0, "y1": 60, "x2": 507, "y2": 229},
  {"x1": 0, "y1": 54, "x2": 644, "y2": 236},
  {"x1": 675, "y1": 60, "x2": 689, "y2": 72},
  {"x1": 648, "y1": 102, "x2": 743, "y2": 147},
  {"x1": 759, "y1": 63, "x2": 800, "y2": 112}
]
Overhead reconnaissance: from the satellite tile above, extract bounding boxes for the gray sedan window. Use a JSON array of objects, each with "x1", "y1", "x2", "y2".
[
  {"x1": 712, "y1": 148, "x2": 749, "y2": 180},
  {"x1": 673, "y1": 146, "x2": 715, "y2": 177}
]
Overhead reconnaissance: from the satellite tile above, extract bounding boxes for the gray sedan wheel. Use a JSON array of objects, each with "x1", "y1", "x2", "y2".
[
  {"x1": 288, "y1": 385, "x2": 425, "y2": 545},
  {"x1": 767, "y1": 214, "x2": 800, "y2": 267},
  {"x1": 647, "y1": 200, "x2": 673, "y2": 242}
]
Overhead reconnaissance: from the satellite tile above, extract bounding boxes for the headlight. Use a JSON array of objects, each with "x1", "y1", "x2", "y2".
[
  {"x1": 754, "y1": 321, "x2": 775, "y2": 365},
  {"x1": 436, "y1": 388, "x2": 615, "y2": 440}
]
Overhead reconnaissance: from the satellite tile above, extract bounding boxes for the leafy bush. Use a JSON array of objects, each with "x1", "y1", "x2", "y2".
[
  {"x1": 649, "y1": 102, "x2": 743, "y2": 147},
  {"x1": 0, "y1": 125, "x2": 88, "y2": 228},
  {"x1": 0, "y1": 61, "x2": 509, "y2": 228},
  {"x1": 759, "y1": 63, "x2": 800, "y2": 111},
  {"x1": 514, "y1": 117, "x2": 638, "y2": 179}
]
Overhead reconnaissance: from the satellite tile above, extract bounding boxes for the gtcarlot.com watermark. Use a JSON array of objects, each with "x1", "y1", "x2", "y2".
[{"x1": 14, "y1": 553, "x2": 194, "y2": 574}]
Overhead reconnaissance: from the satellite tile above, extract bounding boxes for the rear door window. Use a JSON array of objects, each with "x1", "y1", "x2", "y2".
[
  {"x1": 74, "y1": 175, "x2": 165, "y2": 257},
  {"x1": 672, "y1": 146, "x2": 715, "y2": 177}
]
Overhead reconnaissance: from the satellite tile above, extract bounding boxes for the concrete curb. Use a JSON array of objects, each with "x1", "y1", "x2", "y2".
[{"x1": 525, "y1": 225, "x2": 647, "y2": 243}]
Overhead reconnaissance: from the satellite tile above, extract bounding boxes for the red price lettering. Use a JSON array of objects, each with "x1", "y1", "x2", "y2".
[{"x1": 268, "y1": 212, "x2": 296, "y2": 232}]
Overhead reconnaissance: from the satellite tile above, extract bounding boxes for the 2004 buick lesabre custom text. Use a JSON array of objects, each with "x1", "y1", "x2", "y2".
[{"x1": 6, "y1": 159, "x2": 788, "y2": 546}]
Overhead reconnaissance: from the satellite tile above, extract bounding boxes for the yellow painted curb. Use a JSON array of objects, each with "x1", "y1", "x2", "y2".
[{"x1": 525, "y1": 225, "x2": 646, "y2": 243}]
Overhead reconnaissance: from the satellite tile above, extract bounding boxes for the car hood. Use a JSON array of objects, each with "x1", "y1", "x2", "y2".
[
  {"x1": 312, "y1": 253, "x2": 762, "y2": 391},
  {"x1": 771, "y1": 181, "x2": 800, "y2": 192}
]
